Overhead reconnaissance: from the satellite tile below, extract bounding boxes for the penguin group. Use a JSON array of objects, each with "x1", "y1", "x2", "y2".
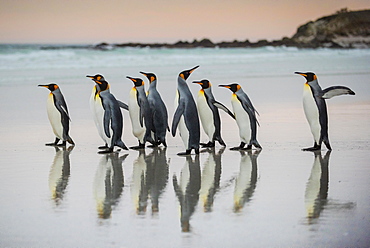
[{"x1": 39, "y1": 68, "x2": 355, "y2": 154}]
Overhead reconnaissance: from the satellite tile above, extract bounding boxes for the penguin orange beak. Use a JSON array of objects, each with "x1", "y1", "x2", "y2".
[
  {"x1": 218, "y1": 85, "x2": 230, "y2": 89},
  {"x1": 139, "y1": 72, "x2": 147, "y2": 77},
  {"x1": 192, "y1": 81, "x2": 202, "y2": 85},
  {"x1": 38, "y1": 84, "x2": 48, "y2": 88},
  {"x1": 189, "y1": 65, "x2": 200, "y2": 74},
  {"x1": 126, "y1": 76, "x2": 137, "y2": 83},
  {"x1": 86, "y1": 75, "x2": 94, "y2": 79},
  {"x1": 294, "y1": 72, "x2": 307, "y2": 77}
]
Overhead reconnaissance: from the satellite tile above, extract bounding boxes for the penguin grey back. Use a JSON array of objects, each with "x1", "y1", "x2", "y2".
[
  {"x1": 141, "y1": 72, "x2": 169, "y2": 146},
  {"x1": 172, "y1": 66, "x2": 200, "y2": 151}
]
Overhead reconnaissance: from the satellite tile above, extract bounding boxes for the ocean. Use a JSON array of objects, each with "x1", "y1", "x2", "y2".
[{"x1": 0, "y1": 44, "x2": 369, "y2": 247}]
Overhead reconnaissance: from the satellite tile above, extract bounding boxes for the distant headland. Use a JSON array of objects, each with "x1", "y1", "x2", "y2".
[{"x1": 44, "y1": 9, "x2": 370, "y2": 50}]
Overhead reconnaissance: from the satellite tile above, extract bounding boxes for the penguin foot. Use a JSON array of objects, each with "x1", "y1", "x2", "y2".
[
  {"x1": 147, "y1": 142, "x2": 159, "y2": 148},
  {"x1": 302, "y1": 144, "x2": 321, "y2": 151},
  {"x1": 241, "y1": 145, "x2": 253, "y2": 151},
  {"x1": 177, "y1": 149, "x2": 192, "y2": 156},
  {"x1": 56, "y1": 141, "x2": 67, "y2": 147},
  {"x1": 45, "y1": 142, "x2": 57, "y2": 146},
  {"x1": 98, "y1": 148, "x2": 114, "y2": 154},
  {"x1": 45, "y1": 138, "x2": 60, "y2": 146},
  {"x1": 200, "y1": 142, "x2": 215, "y2": 148},
  {"x1": 130, "y1": 144, "x2": 145, "y2": 150},
  {"x1": 98, "y1": 144, "x2": 108, "y2": 150},
  {"x1": 230, "y1": 142, "x2": 246, "y2": 151},
  {"x1": 230, "y1": 146, "x2": 242, "y2": 150}
]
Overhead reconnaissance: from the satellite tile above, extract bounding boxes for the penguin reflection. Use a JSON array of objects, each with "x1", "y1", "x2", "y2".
[
  {"x1": 173, "y1": 155, "x2": 201, "y2": 232},
  {"x1": 233, "y1": 150, "x2": 260, "y2": 212},
  {"x1": 305, "y1": 151, "x2": 330, "y2": 222},
  {"x1": 131, "y1": 148, "x2": 169, "y2": 214},
  {"x1": 131, "y1": 150, "x2": 148, "y2": 214},
  {"x1": 48, "y1": 146, "x2": 73, "y2": 205},
  {"x1": 199, "y1": 147, "x2": 223, "y2": 212},
  {"x1": 93, "y1": 153, "x2": 126, "y2": 219},
  {"x1": 146, "y1": 148, "x2": 169, "y2": 213}
]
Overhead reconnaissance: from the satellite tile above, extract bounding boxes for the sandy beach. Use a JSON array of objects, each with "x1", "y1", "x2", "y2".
[{"x1": 0, "y1": 46, "x2": 369, "y2": 247}]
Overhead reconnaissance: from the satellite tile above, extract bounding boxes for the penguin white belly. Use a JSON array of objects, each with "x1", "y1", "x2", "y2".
[
  {"x1": 47, "y1": 94, "x2": 63, "y2": 140},
  {"x1": 129, "y1": 89, "x2": 146, "y2": 143},
  {"x1": 197, "y1": 91, "x2": 215, "y2": 140},
  {"x1": 231, "y1": 95, "x2": 251, "y2": 143},
  {"x1": 90, "y1": 89, "x2": 105, "y2": 142},
  {"x1": 95, "y1": 95, "x2": 112, "y2": 146},
  {"x1": 303, "y1": 84, "x2": 320, "y2": 143}
]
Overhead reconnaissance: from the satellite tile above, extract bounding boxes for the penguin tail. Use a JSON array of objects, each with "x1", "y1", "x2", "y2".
[
  {"x1": 251, "y1": 139, "x2": 262, "y2": 149},
  {"x1": 322, "y1": 136, "x2": 332, "y2": 151},
  {"x1": 116, "y1": 140, "x2": 128, "y2": 150},
  {"x1": 214, "y1": 136, "x2": 226, "y2": 147},
  {"x1": 67, "y1": 137, "x2": 75, "y2": 145}
]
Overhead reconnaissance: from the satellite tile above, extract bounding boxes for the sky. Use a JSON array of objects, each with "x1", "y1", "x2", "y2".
[{"x1": 0, "y1": 0, "x2": 369, "y2": 44}]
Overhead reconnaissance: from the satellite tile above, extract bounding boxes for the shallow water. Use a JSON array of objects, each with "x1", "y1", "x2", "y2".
[{"x1": 0, "y1": 46, "x2": 369, "y2": 247}]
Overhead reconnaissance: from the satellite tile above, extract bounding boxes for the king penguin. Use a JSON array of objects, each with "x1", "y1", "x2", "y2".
[
  {"x1": 87, "y1": 74, "x2": 128, "y2": 150},
  {"x1": 38, "y1": 83, "x2": 75, "y2": 146},
  {"x1": 219, "y1": 83, "x2": 262, "y2": 150},
  {"x1": 126, "y1": 76, "x2": 155, "y2": 149},
  {"x1": 86, "y1": 74, "x2": 128, "y2": 153},
  {"x1": 140, "y1": 71, "x2": 169, "y2": 147},
  {"x1": 295, "y1": 72, "x2": 355, "y2": 151},
  {"x1": 192, "y1": 79, "x2": 235, "y2": 147},
  {"x1": 172, "y1": 65, "x2": 201, "y2": 155}
]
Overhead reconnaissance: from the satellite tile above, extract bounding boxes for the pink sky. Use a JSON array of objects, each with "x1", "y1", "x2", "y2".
[{"x1": 0, "y1": 0, "x2": 369, "y2": 44}]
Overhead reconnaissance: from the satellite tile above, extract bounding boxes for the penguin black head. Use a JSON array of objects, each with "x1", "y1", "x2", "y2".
[
  {"x1": 127, "y1": 76, "x2": 144, "y2": 87},
  {"x1": 86, "y1": 74, "x2": 109, "y2": 91},
  {"x1": 38, "y1": 83, "x2": 59, "y2": 92},
  {"x1": 295, "y1": 72, "x2": 317, "y2": 82},
  {"x1": 219, "y1": 83, "x2": 241, "y2": 93},
  {"x1": 140, "y1": 72, "x2": 157, "y2": 83},
  {"x1": 179, "y1": 65, "x2": 199, "y2": 80},
  {"x1": 192, "y1": 79, "x2": 211, "y2": 89},
  {"x1": 86, "y1": 74, "x2": 106, "y2": 82}
]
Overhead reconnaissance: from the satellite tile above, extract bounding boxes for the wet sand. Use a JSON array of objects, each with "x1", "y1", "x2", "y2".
[{"x1": 0, "y1": 79, "x2": 369, "y2": 247}]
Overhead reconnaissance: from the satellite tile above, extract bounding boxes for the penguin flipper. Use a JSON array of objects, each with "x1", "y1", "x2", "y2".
[
  {"x1": 103, "y1": 107, "x2": 112, "y2": 138},
  {"x1": 117, "y1": 100, "x2": 129, "y2": 111},
  {"x1": 137, "y1": 98, "x2": 145, "y2": 128},
  {"x1": 321, "y1": 86, "x2": 355, "y2": 99},
  {"x1": 238, "y1": 96, "x2": 260, "y2": 126},
  {"x1": 171, "y1": 102, "x2": 185, "y2": 137},
  {"x1": 54, "y1": 99, "x2": 71, "y2": 121},
  {"x1": 214, "y1": 101, "x2": 235, "y2": 119}
]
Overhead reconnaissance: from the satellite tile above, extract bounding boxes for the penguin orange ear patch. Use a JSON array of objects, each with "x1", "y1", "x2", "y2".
[
  {"x1": 54, "y1": 85, "x2": 59, "y2": 90},
  {"x1": 180, "y1": 74, "x2": 185, "y2": 79},
  {"x1": 97, "y1": 76, "x2": 101, "y2": 80},
  {"x1": 150, "y1": 76, "x2": 155, "y2": 82}
]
